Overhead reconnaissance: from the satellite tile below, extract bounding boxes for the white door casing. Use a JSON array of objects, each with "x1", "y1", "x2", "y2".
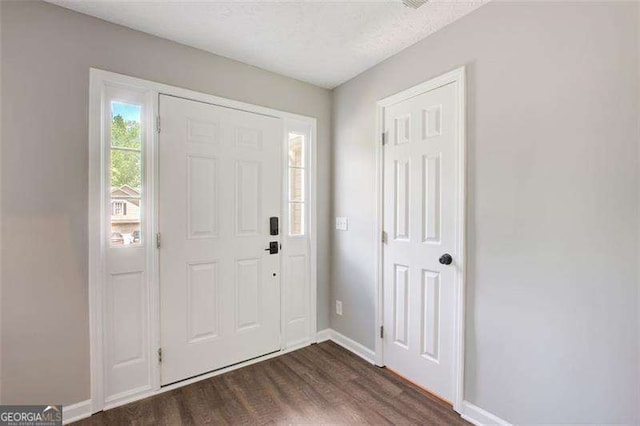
[
  {"x1": 158, "y1": 95, "x2": 282, "y2": 385},
  {"x1": 89, "y1": 69, "x2": 318, "y2": 412},
  {"x1": 382, "y1": 80, "x2": 460, "y2": 402}
]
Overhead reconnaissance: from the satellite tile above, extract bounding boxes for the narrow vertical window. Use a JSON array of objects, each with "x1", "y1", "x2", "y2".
[
  {"x1": 288, "y1": 133, "x2": 305, "y2": 236},
  {"x1": 110, "y1": 101, "x2": 143, "y2": 246}
]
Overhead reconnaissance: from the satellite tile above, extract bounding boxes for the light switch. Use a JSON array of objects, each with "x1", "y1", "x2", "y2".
[{"x1": 335, "y1": 217, "x2": 348, "y2": 231}]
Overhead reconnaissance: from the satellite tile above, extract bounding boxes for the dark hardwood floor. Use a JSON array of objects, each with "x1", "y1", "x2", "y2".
[{"x1": 76, "y1": 341, "x2": 468, "y2": 425}]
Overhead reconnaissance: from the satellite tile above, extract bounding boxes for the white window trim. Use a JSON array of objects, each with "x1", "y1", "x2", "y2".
[{"x1": 89, "y1": 68, "x2": 318, "y2": 413}]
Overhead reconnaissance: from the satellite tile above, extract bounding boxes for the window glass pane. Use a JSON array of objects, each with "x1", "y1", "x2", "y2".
[
  {"x1": 289, "y1": 202, "x2": 304, "y2": 236},
  {"x1": 289, "y1": 168, "x2": 305, "y2": 202},
  {"x1": 288, "y1": 134, "x2": 304, "y2": 167},
  {"x1": 110, "y1": 101, "x2": 143, "y2": 246},
  {"x1": 288, "y1": 132, "x2": 306, "y2": 236},
  {"x1": 111, "y1": 149, "x2": 142, "y2": 189},
  {"x1": 110, "y1": 194, "x2": 141, "y2": 246},
  {"x1": 111, "y1": 102, "x2": 142, "y2": 149}
]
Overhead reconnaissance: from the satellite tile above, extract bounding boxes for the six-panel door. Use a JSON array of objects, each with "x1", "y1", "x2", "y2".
[
  {"x1": 382, "y1": 82, "x2": 459, "y2": 401},
  {"x1": 159, "y1": 95, "x2": 282, "y2": 385}
]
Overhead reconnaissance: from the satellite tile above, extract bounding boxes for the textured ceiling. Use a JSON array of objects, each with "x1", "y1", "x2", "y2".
[{"x1": 46, "y1": 0, "x2": 488, "y2": 88}]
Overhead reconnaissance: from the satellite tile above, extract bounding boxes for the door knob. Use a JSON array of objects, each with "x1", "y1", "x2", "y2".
[
  {"x1": 439, "y1": 253, "x2": 453, "y2": 265},
  {"x1": 264, "y1": 241, "x2": 279, "y2": 254}
]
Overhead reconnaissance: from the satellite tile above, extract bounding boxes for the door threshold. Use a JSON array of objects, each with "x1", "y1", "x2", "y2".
[
  {"x1": 384, "y1": 366, "x2": 453, "y2": 407},
  {"x1": 162, "y1": 349, "x2": 281, "y2": 388}
]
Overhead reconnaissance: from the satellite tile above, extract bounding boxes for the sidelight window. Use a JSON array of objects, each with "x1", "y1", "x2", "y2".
[
  {"x1": 288, "y1": 133, "x2": 306, "y2": 236},
  {"x1": 109, "y1": 100, "x2": 143, "y2": 246}
]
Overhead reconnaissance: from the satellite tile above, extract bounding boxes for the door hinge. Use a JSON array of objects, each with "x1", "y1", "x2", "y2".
[
  {"x1": 156, "y1": 116, "x2": 161, "y2": 133},
  {"x1": 382, "y1": 231, "x2": 388, "y2": 244},
  {"x1": 158, "y1": 348, "x2": 162, "y2": 363},
  {"x1": 380, "y1": 325, "x2": 384, "y2": 339},
  {"x1": 381, "y1": 131, "x2": 387, "y2": 145},
  {"x1": 156, "y1": 232, "x2": 161, "y2": 249}
]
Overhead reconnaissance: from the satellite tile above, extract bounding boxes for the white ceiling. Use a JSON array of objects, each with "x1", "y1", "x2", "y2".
[{"x1": 47, "y1": 0, "x2": 488, "y2": 89}]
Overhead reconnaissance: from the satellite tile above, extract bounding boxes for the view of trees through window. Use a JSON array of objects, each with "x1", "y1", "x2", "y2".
[{"x1": 110, "y1": 101, "x2": 142, "y2": 246}]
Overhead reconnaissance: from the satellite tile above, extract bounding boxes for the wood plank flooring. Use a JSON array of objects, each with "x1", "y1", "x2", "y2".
[{"x1": 75, "y1": 341, "x2": 468, "y2": 425}]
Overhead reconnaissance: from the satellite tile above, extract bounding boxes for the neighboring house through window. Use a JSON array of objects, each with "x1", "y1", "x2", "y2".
[{"x1": 110, "y1": 185, "x2": 141, "y2": 245}]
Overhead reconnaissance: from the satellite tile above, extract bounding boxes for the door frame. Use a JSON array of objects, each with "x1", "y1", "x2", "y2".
[
  {"x1": 89, "y1": 68, "x2": 318, "y2": 413},
  {"x1": 374, "y1": 66, "x2": 466, "y2": 412}
]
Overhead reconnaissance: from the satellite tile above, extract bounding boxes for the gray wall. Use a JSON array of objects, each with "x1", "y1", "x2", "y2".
[
  {"x1": 0, "y1": 0, "x2": 331, "y2": 405},
  {"x1": 331, "y1": 2, "x2": 639, "y2": 423}
]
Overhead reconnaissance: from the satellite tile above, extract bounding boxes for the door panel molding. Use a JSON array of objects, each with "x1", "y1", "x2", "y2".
[
  {"x1": 89, "y1": 68, "x2": 317, "y2": 414},
  {"x1": 374, "y1": 66, "x2": 466, "y2": 413}
]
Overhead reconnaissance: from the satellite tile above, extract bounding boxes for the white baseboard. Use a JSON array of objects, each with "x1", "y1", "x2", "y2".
[
  {"x1": 316, "y1": 328, "x2": 331, "y2": 343},
  {"x1": 459, "y1": 400, "x2": 510, "y2": 426},
  {"x1": 316, "y1": 328, "x2": 375, "y2": 364},
  {"x1": 286, "y1": 338, "x2": 314, "y2": 351},
  {"x1": 63, "y1": 399, "x2": 92, "y2": 425},
  {"x1": 104, "y1": 385, "x2": 154, "y2": 411}
]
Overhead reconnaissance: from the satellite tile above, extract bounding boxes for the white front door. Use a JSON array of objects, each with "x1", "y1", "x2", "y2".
[
  {"x1": 382, "y1": 81, "x2": 459, "y2": 401},
  {"x1": 159, "y1": 95, "x2": 282, "y2": 385}
]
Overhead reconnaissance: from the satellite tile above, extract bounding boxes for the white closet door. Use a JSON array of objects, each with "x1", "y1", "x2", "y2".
[{"x1": 383, "y1": 82, "x2": 459, "y2": 401}]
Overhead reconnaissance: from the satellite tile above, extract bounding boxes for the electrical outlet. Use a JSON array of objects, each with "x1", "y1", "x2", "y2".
[
  {"x1": 336, "y1": 300, "x2": 343, "y2": 316},
  {"x1": 336, "y1": 217, "x2": 348, "y2": 231}
]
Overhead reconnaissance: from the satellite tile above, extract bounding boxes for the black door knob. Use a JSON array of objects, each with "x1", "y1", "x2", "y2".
[
  {"x1": 439, "y1": 253, "x2": 453, "y2": 265},
  {"x1": 264, "y1": 241, "x2": 279, "y2": 254}
]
